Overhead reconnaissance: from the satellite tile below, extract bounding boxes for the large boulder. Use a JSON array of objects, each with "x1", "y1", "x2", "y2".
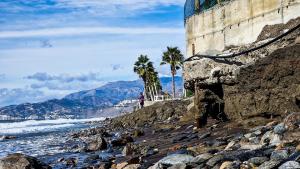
[
  {"x1": 111, "y1": 135, "x2": 134, "y2": 147},
  {"x1": 86, "y1": 136, "x2": 107, "y2": 151},
  {"x1": 0, "y1": 153, "x2": 51, "y2": 169},
  {"x1": 149, "y1": 154, "x2": 195, "y2": 169}
]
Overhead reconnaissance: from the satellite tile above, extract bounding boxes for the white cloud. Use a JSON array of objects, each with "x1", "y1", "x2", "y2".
[
  {"x1": 30, "y1": 81, "x2": 105, "y2": 91},
  {"x1": 0, "y1": 88, "x2": 46, "y2": 107},
  {"x1": 26, "y1": 72, "x2": 104, "y2": 83},
  {"x1": 0, "y1": 26, "x2": 184, "y2": 39}
]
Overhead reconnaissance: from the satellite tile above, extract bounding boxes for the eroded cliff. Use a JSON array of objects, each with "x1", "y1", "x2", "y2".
[{"x1": 184, "y1": 17, "x2": 300, "y2": 122}]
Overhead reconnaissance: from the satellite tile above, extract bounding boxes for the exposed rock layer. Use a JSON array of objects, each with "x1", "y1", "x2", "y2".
[
  {"x1": 185, "y1": 17, "x2": 300, "y2": 121},
  {"x1": 224, "y1": 44, "x2": 300, "y2": 120}
]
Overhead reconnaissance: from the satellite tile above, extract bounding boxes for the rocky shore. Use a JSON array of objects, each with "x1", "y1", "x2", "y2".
[{"x1": 0, "y1": 99, "x2": 299, "y2": 169}]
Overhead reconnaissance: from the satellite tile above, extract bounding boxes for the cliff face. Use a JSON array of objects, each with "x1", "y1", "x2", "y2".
[
  {"x1": 184, "y1": 18, "x2": 300, "y2": 122},
  {"x1": 224, "y1": 44, "x2": 300, "y2": 120}
]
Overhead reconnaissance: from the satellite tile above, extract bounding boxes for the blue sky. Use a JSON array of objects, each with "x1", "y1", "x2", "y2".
[{"x1": 0, "y1": 0, "x2": 186, "y2": 107}]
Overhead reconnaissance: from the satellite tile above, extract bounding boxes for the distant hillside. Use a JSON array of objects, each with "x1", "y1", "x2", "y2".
[
  {"x1": 0, "y1": 77, "x2": 183, "y2": 120},
  {"x1": 64, "y1": 80, "x2": 144, "y2": 107}
]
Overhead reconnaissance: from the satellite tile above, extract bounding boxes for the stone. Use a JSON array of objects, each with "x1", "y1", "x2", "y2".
[
  {"x1": 86, "y1": 137, "x2": 107, "y2": 151},
  {"x1": 254, "y1": 130, "x2": 262, "y2": 136},
  {"x1": 248, "y1": 157, "x2": 269, "y2": 166},
  {"x1": 156, "y1": 154, "x2": 195, "y2": 165},
  {"x1": 132, "y1": 129, "x2": 144, "y2": 137},
  {"x1": 65, "y1": 157, "x2": 78, "y2": 167},
  {"x1": 220, "y1": 161, "x2": 233, "y2": 169},
  {"x1": 111, "y1": 136, "x2": 134, "y2": 147},
  {"x1": 266, "y1": 121, "x2": 279, "y2": 128},
  {"x1": 123, "y1": 164, "x2": 141, "y2": 169},
  {"x1": 270, "y1": 150, "x2": 289, "y2": 161},
  {"x1": 0, "y1": 153, "x2": 51, "y2": 169},
  {"x1": 149, "y1": 163, "x2": 171, "y2": 169},
  {"x1": 0, "y1": 135, "x2": 17, "y2": 141},
  {"x1": 191, "y1": 153, "x2": 213, "y2": 164},
  {"x1": 126, "y1": 156, "x2": 140, "y2": 165},
  {"x1": 71, "y1": 127, "x2": 111, "y2": 138},
  {"x1": 122, "y1": 144, "x2": 134, "y2": 156},
  {"x1": 258, "y1": 160, "x2": 280, "y2": 169},
  {"x1": 167, "y1": 163, "x2": 186, "y2": 169},
  {"x1": 240, "y1": 144, "x2": 263, "y2": 150},
  {"x1": 225, "y1": 141, "x2": 236, "y2": 151},
  {"x1": 198, "y1": 132, "x2": 211, "y2": 139},
  {"x1": 206, "y1": 155, "x2": 228, "y2": 167},
  {"x1": 270, "y1": 134, "x2": 282, "y2": 146},
  {"x1": 116, "y1": 162, "x2": 128, "y2": 169},
  {"x1": 295, "y1": 36, "x2": 300, "y2": 44},
  {"x1": 98, "y1": 162, "x2": 112, "y2": 169},
  {"x1": 228, "y1": 161, "x2": 242, "y2": 169},
  {"x1": 284, "y1": 112, "x2": 300, "y2": 130},
  {"x1": 244, "y1": 133, "x2": 255, "y2": 139},
  {"x1": 274, "y1": 123, "x2": 286, "y2": 135},
  {"x1": 248, "y1": 137, "x2": 260, "y2": 144},
  {"x1": 278, "y1": 161, "x2": 300, "y2": 169},
  {"x1": 141, "y1": 147, "x2": 158, "y2": 157},
  {"x1": 213, "y1": 140, "x2": 227, "y2": 147},
  {"x1": 260, "y1": 131, "x2": 272, "y2": 144},
  {"x1": 172, "y1": 135, "x2": 188, "y2": 143},
  {"x1": 261, "y1": 131, "x2": 282, "y2": 146}
]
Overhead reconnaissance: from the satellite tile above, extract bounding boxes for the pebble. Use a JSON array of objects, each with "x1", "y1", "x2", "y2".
[
  {"x1": 248, "y1": 157, "x2": 269, "y2": 166},
  {"x1": 167, "y1": 163, "x2": 186, "y2": 169},
  {"x1": 157, "y1": 154, "x2": 195, "y2": 165},
  {"x1": 191, "y1": 153, "x2": 213, "y2": 164},
  {"x1": 123, "y1": 164, "x2": 141, "y2": 169},
  {"x1": 116, "y1": 162, "x2": 128, "y2": 169},
  {"x1": 244, "y1": 133, "x2": 255, "y2": 139},
  {"x1": 278, "y1": 161, "x2": 300, "y2": 169},
  {"x1": 270, "y1": 134, "x2": 282, "y2": 146},
  {"x1": 224, "y1": 141, "x2": 236, "y2": 151},
  {"x1": 274, "y1": 123, "x2": 286, "y2": 135},
  {"x1": 258, "y1": 160, "x2": 280, "y2": 169},
  {"x1": 198, "y1": 132, "x2": 211, "y2": 140},
  {"x1": 240, "y1": 143, "x2": 263, "y2": 150},
  {"x1": 219, "y1": 161, "x2": 232, "y2": 169},
  {"x1": 270, "y1": 150, "x2": 289, "y2": 161}
]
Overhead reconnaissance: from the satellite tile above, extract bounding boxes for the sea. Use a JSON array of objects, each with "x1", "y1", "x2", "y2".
[{"x1": 0, "y1": 118, "x2": 108, "y2": 168}]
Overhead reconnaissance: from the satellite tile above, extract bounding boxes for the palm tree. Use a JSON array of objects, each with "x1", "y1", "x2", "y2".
[
  {"x1": 161, "y1": 47, "x2": 184, "y2": 98},
  {"x1": 133, "y1": 55, "x2": 151, "y2": 93},
  {"x1": 134, "y1": 55, "x2": 162, "y2": 100},
  {"x1": 146, "y1": 68, "x2": 161, "y2": 98}
]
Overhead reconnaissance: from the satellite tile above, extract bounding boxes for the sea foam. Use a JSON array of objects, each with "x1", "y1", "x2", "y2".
[{"x1": 0, "y1": 117, "x2": 105, "y2": 135}]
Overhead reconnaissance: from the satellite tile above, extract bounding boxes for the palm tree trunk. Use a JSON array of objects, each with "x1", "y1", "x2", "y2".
[
  {"x1": 172, "y1": 72, "x2": 175, "y2": 99},
  {"x1": 143, "y1": 80, "x2": 147, "y2": 100}
]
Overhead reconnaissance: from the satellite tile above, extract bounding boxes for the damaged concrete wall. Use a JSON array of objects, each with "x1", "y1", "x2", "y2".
[{"x1": 185, "y1": 0, "x2": 300, "y2": 56}]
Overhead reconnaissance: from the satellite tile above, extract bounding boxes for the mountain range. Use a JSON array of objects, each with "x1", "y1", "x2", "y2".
[{"x1": 0, "y1": 76, "x2": 183, "y2": 120}]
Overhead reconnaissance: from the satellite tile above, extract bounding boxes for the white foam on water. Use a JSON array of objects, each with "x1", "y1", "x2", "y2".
[{"x1": 0, "y1": 117, "x2": 105, "y2": 135}]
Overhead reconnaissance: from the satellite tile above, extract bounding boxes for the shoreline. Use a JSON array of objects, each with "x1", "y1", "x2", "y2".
[{"x1": 0, "y1": 99, "x2": 299, "y2": 169}]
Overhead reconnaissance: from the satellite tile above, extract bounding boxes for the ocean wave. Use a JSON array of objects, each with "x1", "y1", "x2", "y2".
[{"x1": 0, "y1": 117, "x2": 105, "y2": 135}]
